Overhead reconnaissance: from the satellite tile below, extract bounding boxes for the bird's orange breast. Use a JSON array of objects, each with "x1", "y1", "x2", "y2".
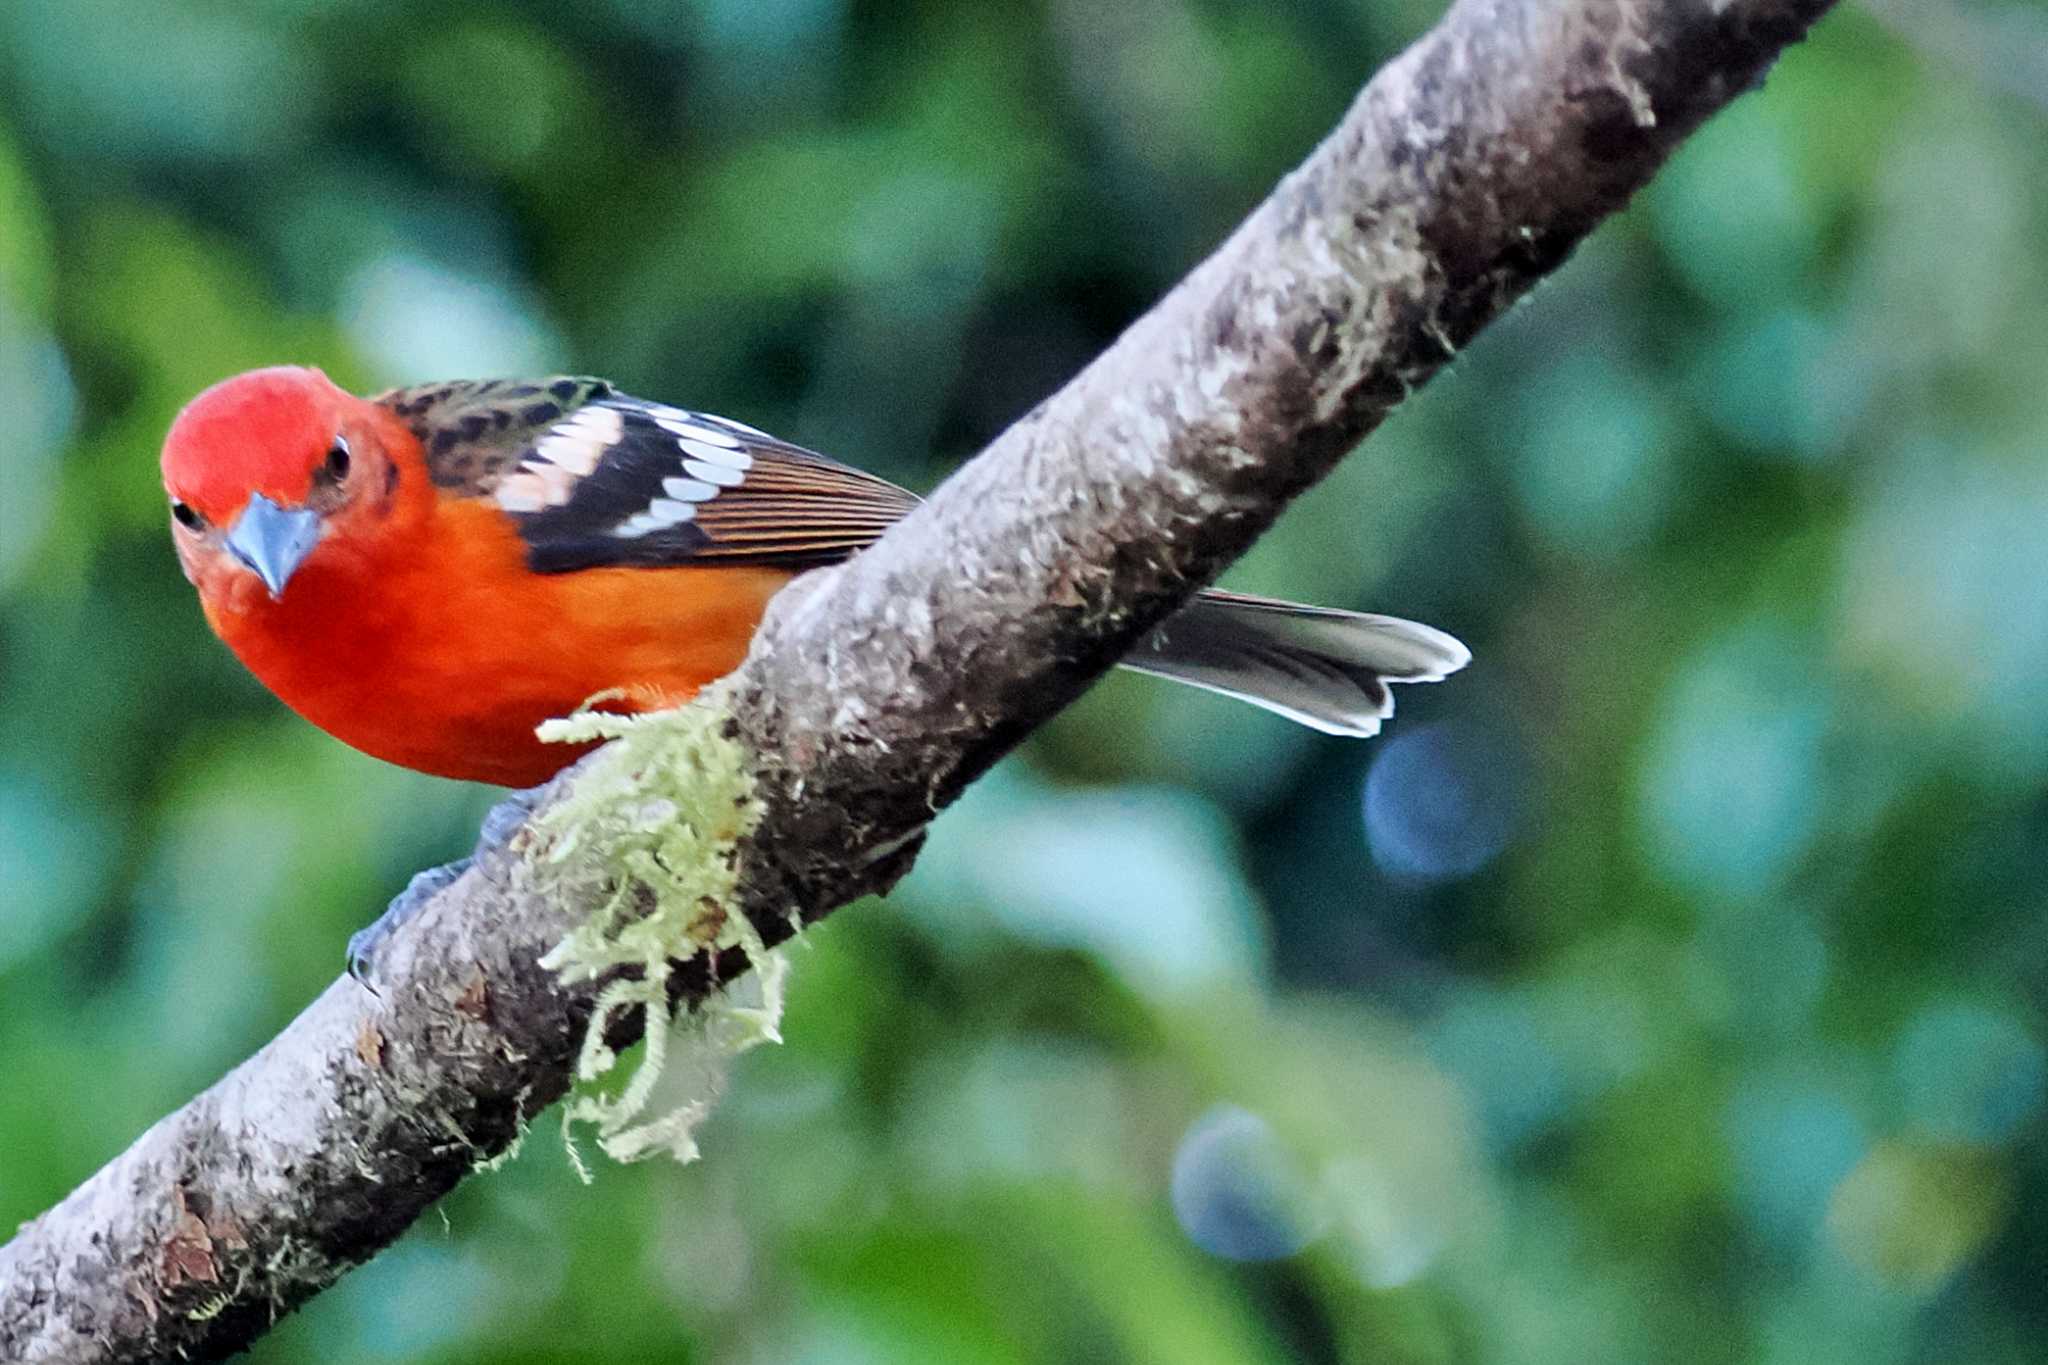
[{"x1": 208, "y1": 498, "x2": 796, "y2": 786}]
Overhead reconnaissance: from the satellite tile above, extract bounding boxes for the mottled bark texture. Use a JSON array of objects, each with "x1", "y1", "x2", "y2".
[{"x1": 0, "y1": 0, "x2": 1835, "y2": 1358}]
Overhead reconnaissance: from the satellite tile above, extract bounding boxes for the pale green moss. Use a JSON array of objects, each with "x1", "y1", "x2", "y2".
[
  {"x1": 532, "y1": 695, "x2": 787, "y2": 1177},
  {"x1": 472, "y1": 1085, "x2": 536, "y2": 1175},
  {"x1": 185, "y1": 1292, "x2": 234, "y2": 1323}
]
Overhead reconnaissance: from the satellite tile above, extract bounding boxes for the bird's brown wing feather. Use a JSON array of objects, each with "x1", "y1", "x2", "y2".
[{"x1": 376, "y1": 381, "x2": 919, "y2": 573}]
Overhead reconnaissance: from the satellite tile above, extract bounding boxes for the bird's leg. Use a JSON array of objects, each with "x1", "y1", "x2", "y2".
[
  {"x1": 347, "y1": 788, "x2": 544, "y2": 987},
  {"x1": 347, "y1": 859, "x2": 469, "y2": 988}
]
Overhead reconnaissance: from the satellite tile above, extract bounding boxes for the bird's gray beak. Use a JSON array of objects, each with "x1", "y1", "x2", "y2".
[{"x1": 225, "y1": 493, "x2": 321, "y2": 600}]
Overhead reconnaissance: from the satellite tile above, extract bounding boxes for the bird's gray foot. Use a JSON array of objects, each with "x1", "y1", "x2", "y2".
[
  {"x1": 347, "y1": 859, "x2": 471, "y2": 989},
  {"x1": 344, "y1": 788, "x2": 542, "y2": 988}
]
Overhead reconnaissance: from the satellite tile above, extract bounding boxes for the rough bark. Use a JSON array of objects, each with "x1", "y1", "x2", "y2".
[{"x1": 0, "y1": 0, "x2": 1837, "y2": 1359}]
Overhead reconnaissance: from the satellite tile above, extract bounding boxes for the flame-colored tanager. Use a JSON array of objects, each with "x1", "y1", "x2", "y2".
[{"x1": 159, "y1": 366, "x2": 1468, "y2": 787}]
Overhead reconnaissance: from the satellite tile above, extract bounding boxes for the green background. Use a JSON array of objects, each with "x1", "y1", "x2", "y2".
[{"x1": 2, "y1": 1, "x2": 2045, "y2": 1361}]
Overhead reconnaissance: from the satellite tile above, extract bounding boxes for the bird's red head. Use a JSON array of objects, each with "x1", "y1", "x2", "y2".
[{"x1": 161, "y1": 366, "x2": 419, "y2": 614}]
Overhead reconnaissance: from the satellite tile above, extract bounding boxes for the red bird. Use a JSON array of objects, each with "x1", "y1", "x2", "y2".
[{"x1": 161, "y1": 367, "x2": 1468, "y2": 787}]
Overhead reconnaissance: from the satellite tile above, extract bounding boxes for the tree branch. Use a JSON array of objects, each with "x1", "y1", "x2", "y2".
[{"x1": 0, "y1": 1, "x2": 1836, "y2": 1358}]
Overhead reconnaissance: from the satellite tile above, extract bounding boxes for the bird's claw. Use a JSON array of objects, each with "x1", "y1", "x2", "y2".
[
  {"x1": 347, "y1": 858, "x2": 472, "y2": 989},
  {"x1": 344, "y1": 789, "x2": 539, "y2": 988},
  {"x1": 480, "y1": 787, "x2": 542, "y2": 849}
]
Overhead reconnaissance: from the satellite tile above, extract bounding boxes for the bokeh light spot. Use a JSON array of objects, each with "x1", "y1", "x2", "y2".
[
  {"x1": 903, "y1": 765, "x2": 1268, "y2": 998},
  {"x1": 1511, "y1": 354, "x2": 1679, "y2": 559},
  {"x1": 1690, "y1": 308, "x2": 1844, "y2": 458},
  {"x1": 1171, "y1": 1104, "x2": 1326, "y2": 1263},
  {"x1": 1426, "y1": 992, "x2": 1569, "y2": 1153},
  {"x1": 1723, "y1": 1071, "x2": 1866, "y2": 1246},
  {"x1": 0, "y1": 772, "x2": 110, "y2": 968},
  {"x1": 1827, "y1": 1141, "x2": 2008, "y2": 1294},
  {"x1": 1363, "y1": 721, "x2": 1522, "y2": 884},
  {"x1": 342, "y1": 253, "x2": 560, "y2": 385},
  {"x1": 1641, "y1": 624, "x2": 1827, "y2": 903},
  {"x1": 1322, "y1": 1155, "x2": 1443, "y2": 1288},
  {"x1": 0, "y1": 308, "x2": 75, "y2": 590},
  {"x1": 1841, "y1": 459, "x2": 2048, "y2": 784},
  {"x1": 1893, "y1": 999, "x2": 2046, "y2": 1145}
]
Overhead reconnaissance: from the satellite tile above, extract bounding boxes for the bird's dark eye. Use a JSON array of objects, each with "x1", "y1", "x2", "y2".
[
  {"x1": 171, "y1": 501, "x2": 203, "y2": 530},
  {"x1": 320, "y1": 437, "x2": 351, "y2": 484}
]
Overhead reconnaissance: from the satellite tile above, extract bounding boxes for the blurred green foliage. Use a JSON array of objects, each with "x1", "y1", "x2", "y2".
[{"x1": 2, "y1": 2, "x2": 2045, "y2": 1361}]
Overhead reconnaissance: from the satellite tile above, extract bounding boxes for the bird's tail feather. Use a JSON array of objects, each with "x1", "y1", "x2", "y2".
[{"x1": 1121, "y1": 588, "x2": 1469, "y2": 737}]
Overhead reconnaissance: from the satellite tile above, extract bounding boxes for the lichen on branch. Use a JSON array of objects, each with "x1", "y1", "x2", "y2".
[{"x1": 535, "y1": 691, "x2": 788, "y2": 1175}]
